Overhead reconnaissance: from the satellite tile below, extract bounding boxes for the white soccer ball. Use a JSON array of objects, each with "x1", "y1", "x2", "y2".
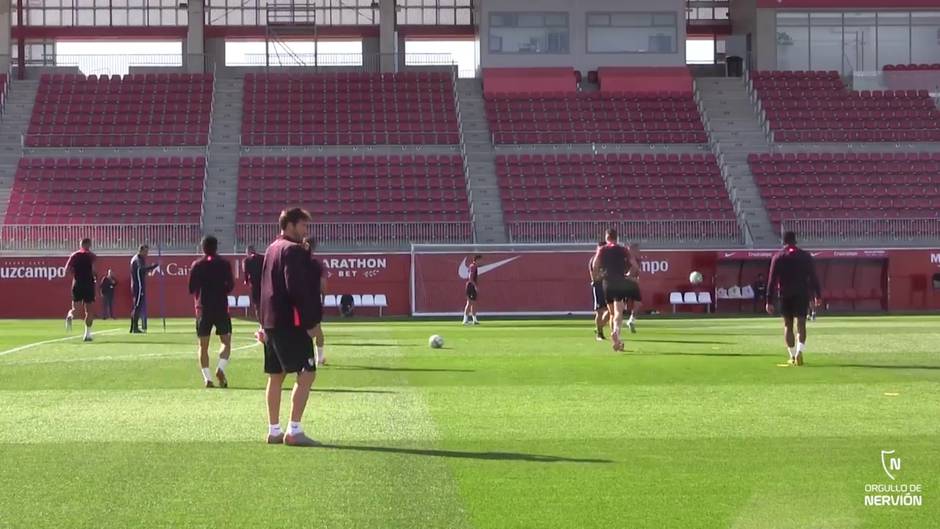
[
  {"x1": 689, "y1": 271, "x2": 704, "y2": 284},
  {"x1": 429, "y1": 335, "x2": 444, "y2": 349}
]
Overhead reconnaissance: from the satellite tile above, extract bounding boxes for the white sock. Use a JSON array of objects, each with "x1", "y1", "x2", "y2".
[
  {"x1": 627, "y1": 314, "x2": 636, "y2": 324},
  {"x1": 462, "y1": 315, "x2": 468, "y2": 323},
  {"x1": 472, "y1": 315, "x2": 478, "y2": 323},
  {"x1": 217, "y1": 358, "x2": 229, "y2": 373},
  {"x1": 318, "y1": 345, "x2": 326, "y2": 360},
  {"x1": 797, "y1": 342, "x2": 805, "y2": 353},
  {"x1": 269, "y1": 424, "x2": 282, "y2": 436},
  {"x1": 787, "y1": 347, "x2": 796, "y2": 359},
  {"x1": 201, "y1": 367, "x2": 212, "y2": 382},
  {"x1": 288, "y1": 421, "x2": 303, "y2": 436},
  {"x1": 83, "y1": 325, "x2": 91, "y2": 338}
]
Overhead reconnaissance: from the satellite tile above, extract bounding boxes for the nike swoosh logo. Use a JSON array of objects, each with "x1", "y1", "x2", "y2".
[
  {"x1": 458, "y1": 257, "x2": 520, "y2": 280},
  {"x1": 810, "y1": 252, "x2": 822, "y2": 257},
  {"x1": 723, "y1": 252, "x2": 737, "y2": 258}
]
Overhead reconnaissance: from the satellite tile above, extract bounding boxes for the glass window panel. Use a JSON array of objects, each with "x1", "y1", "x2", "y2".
[
  {"x1": 777, "y1": 12, "x2": 808, "y2": 27},
  {"x1": 611, "y1": 13, "x2": 652, "y2": 26},
  {"x1": 95, "y1": 8, "x2": 111, "y2": 25},
  {"x1": 878, "y1": 12, "x2": 909, "y2": 26},
  {"x1": 78, "y1": 0, "x2": 94, "y2": 7},
  {"x1": 112, "y1": 9, "x2": 128, "y2": 24},
  {"x1": 653, "y1": 13, "x2": 676, "y2": 26},
  {"x1": 77, "y1": 9, "x2": 95, "y2": 25},
  {"x1": 844, "y1": 22, "x2": 876, "y2": 71},
  {"x1": 543, "y1": 13, "x2": 566, "y2": 26},
  {"x1": 844, "y1": 12, "x2": 877, "y2": 26},
  {"x1": 226, "y1": 10, "x2": 241, "y2": 25},
  {"x1": 128, "y1": 8, "x2": 144, "y2": 24},
  {"x1": 45, "y1": 10, "x2": 61, "y2": 26},
  {"x1": 877, "y1": 25, "x2": 910, "y2": 68},
  {"x1": 148, "y1": 8, "x2": 161, "y2": 24},
  {"x1": 810, "y1": 25, "x2": 842, "y2": 71},
  {"x1": 455, "y1": 8, "x2": 470, "y2": 25},
  {"x1": 715, "y1": 7, "x2": 728, "y2": 19},
  {"x1": 489, "y1": 27, "x2": 568, "y2": 54},
  {"x1": 588, "y1": 26, "x2": 676, "y2": 53},
  {"x1": 911, "y1": 11, "x2": 940, "y2": 25},
  {"x1": 911, "y1": 25, "x2": 940, "y2": 63},
  {"x1": 407, "y1": 7, "x2": 422, "y2": 24},
  {"x1": 777, "y1": 25, "x2": 809, "y2": 70},
  {"x1": 128, "y1": 0, "x2": 143, "y2": 7},
  {"x1": 810, "y1": 12, "x2": 841, "y2": 26},
  {"x1": 587, "y1": 14, "x2": 609, "y2": 26},
  {"x1": 439, "y1": 9, "x2": 455, "y2": 25},
  {"x1": 517, "y1": 14, "x2": 544, "y2": 27}
]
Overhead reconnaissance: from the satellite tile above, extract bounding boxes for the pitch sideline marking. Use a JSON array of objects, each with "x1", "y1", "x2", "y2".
[{"x1": 0, "y1": 328, "x2": 123, "y2": 357}]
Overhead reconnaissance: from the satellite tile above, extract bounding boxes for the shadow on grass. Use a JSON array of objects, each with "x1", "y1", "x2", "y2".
[
  {"x1": 809, "y1": 364, "x2": 940, "y2": 371},
  {"x1": 320, "y1": 443, "x2": 613, "y2": 463},
  {"x1": 330, "y1": 364, "x2": 475, "y2": 373},
  {"x1": 228, "y1": 387, "x2": 397, "y2": 394},
  {"x1": 644, "y1": 351, "x2": 778, "y2": 358},
  {"x1": 328, "y1": 343, "x2": 400, "y2": 348},
  {"x1": 629, "y1": 339, "x2": 736, "y2": 345}
]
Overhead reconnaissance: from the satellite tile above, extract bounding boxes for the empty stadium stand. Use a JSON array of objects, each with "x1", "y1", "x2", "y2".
[
  {"x1": 482, "y1": 67, "x2": 578, "y2": 98},
  {"x1": 235, "y1": 154, "x2": 471, "y2": 246},
  {"x1": 5, "y1": 156, "x2": 206, "y2": 224},
  {"x1": 241, "y1": 72, "x2": 459, "y2": 146},
  {"x1": 26, "y1": 73, "x2": 213, "y2": 147},
  {"x1": 497, "y1": 153, "x2": 740, "y2": 243},
  {"x1": 749, "y1": 152, "x2": 940, "y2": 240},
  {"x1": 751, "y1": 70, "x2": 940, "y2": 142}
]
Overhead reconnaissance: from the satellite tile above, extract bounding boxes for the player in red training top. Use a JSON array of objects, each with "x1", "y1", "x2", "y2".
[
  {"x1": 65, "y1": 237, "x2": 98, "y2": 342},
  {"x1": 766, "y1": 231, "x2": 822, "y2": 366},
  {"x1": 462, "y1": 254, "x2": 482, "y2": 325},
  {"x1": 188, "y1": 235, "x2": 235, "y2": 388},
  {"x1": 591, "y1": 229, "x2": 641, "y2": 352}
]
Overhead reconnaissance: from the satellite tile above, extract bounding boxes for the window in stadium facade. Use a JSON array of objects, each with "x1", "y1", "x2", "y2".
[
  {"x1": 488, "y1": 12, "x2": 569, "y2": 54},
  {"x1": 11, "y1": 0, "x2": 188, "y2": 27},
  {"x1": 587, "y1": 12, "x2": 678, "y2": 54},
  {"x1": 396, "y1": 0, "x2": 474, "y2": 26},
  {"x1": 205, "y1": 0, "x2": 379, "y2": 26},
  {"x1": 776, "y1": 10, "x2": 940, "y2": 74}
]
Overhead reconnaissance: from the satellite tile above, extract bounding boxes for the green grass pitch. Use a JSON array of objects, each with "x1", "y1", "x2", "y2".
[{"x1": 0, "y1": 316, "x2": 938, "y2": 529}]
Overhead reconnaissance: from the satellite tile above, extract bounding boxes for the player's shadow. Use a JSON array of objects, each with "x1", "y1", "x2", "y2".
[
  {"x1": 630, "y1": 339, "x2": 735, "y2": 345},
  {"x1": 228, "y1": 387, "x2": 397, "y2": 394},
  {"x1": 810, "y1": 364, "x2": 940, "y2": 371},
  {"x1": 320, "y1": 444, "x2": 612, "y2": 464},
  {"x1": 330, "y1": 364, "x2": 475, "y2": 373},
  {"x1": 647, "y1": 351, "x2": 779, "y2": 358},
  {"x1": 330, "y1": 343, "x2": 399, "y2": 347}
]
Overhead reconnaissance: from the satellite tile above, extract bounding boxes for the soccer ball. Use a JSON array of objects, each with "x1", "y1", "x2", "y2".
[
  {"x1": 429, "y1": 335, "x2": 444, "y2": 349},
  {"x1": 689, "y1": 271, "x2": 704, "y2": 284}
]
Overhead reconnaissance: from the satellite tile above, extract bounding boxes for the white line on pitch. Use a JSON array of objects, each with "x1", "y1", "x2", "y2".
[{"x1": 0, "y1": 328, "x2": 123, "y2": 357}]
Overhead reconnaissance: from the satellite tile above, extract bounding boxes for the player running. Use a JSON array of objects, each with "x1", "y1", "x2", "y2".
[
  {"x1": 303, "y1": 236, "x2": 327, "y2": 366},
  {"x1": 765, "y1": 231, "x2": 822, "y2": 366},
  {"x1": 589, "y1": 241, "x2": 609, "y2": 341},
  {"x1": 188, "y1": 236, "x2": 235, "y2": 388},
  {"x1": 462, "y1": 254, "x2": 482, "y2": 326},
  {"x1": 65, "y1": 237, "x2": 98, "y2": 342},
  {"x1": 260, "y1": 208, "x2": 322, "y2": 447},
  {"x1": 591, "y1": 229, "x2": 641, "y2": 352},
  {"x1": 624, "y1": 241, "x2": 643, "y2": 334},
  {"x1": 243, "y1": 246, "x2": 264, "y2": 323}
]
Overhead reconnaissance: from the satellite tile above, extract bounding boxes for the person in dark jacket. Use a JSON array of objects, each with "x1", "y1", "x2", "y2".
[
  {"x1": 766, "y1": 231, "x2": 822, "y2": 366},
  {"x1": 99, "y1": 269, "x2": 118, "y2": 320},
  {"x1": 188, "y1": 235, "x2": 235, "y2": 389},
  {"x1": 259, "y1": 208, "x2": 321, "y2": 447},
  {"x1": 130, "y1": 245, "x2": 159, "y2": 333}
]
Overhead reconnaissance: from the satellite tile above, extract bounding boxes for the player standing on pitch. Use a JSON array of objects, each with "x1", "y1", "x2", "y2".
[
  {"x1": 260, "y1": 208, "x2": 321, "y2": 447},
  {"x1": 129, "y1": 245, "x2": 159, "y2": 334},
  {"x1": 462, "y1": 254, "x2": 481, "y2": 325},
  {"x1": 589, "y1": 241, "x2": 609, "y2": 341},
  {"x1": 65, "y1": 237, "x2": 98, "y2": 342},
  {"x1": 188, "y1": 236, "x2": 235, "y2": 388},
  {"x1": 766, "y1": 231, "x2": 821, "y2": 366},
  {"x1": 303, "y1": 236, "x2": 327, "y2": 366},
  {"x1": 243, "y1": 245, "x2": 264, "y2": 324},
  {"x1": 592, "y1": 229, "x2": 641, "y2": 352}
]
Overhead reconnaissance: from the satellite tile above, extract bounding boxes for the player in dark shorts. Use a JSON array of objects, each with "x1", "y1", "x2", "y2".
[
  {"x1": 243, "y1": 245, "x2": 264, "y2": 322},
  {"x1": 589, "y1": 241, "x2": 609, "y2": 341},
  {"x1": 188, "y1": 235, "x2": 235, "y2": 388},
  {"x1": 65, "y1": 237, "x2": 98, "y2": 342},
  {"x1": 303, "y1": 236, "x2": 327, "y2": 366},
  {"x1": 766, "y1": 231, "x2": 822, "y2": 366},
  {"x1": 259, "y1": 208, "x2": 322, "y2": 447},
  {"x1": 624, "y1": 242, "x2": 644, "y2": 334},
  {"x1": 591, "y1": 229, "x2": 641, "y2": 352},
  {"x1": 462, "y1": 254, "x2": 481, "y2": 325}
]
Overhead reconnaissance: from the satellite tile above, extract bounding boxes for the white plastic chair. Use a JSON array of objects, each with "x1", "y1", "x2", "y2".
[
  {"x1": 697, "y1": 292, "x2": 713, "y2": 313},
  {"x1": 669, "y1": 291, "x2": 684, "y2": 313},
  {"x1": 374, "y1": 294, "x2": 388, "y2": 316},
  {"x1": 683, "y1": 292, "x2": 698, "y2": 304},
  {"x1": 324, "y1": 295, "x2": 337, "y2": 308}
]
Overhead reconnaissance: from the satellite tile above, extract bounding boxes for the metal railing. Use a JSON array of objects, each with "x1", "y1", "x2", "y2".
[
  {"x1": 237, "y1": 53, "x2": 456, "y2": 74},
  {"x1": 507, "y1": 219, "x2": 743, "y2": 244},
  {"x1": 852, "y1": 70, "x2": 940, "y2": 93},
  {"x1": 22, "y1": 54, "x2": 206, "y2": 77},
  {"x1": 781, "y1": 218, "x2": 940, "y2": 243},
  {"x1": 236, "y1": 221, "x2": 473, "y2": 248},
  {"x1": 240, "y1": 131, "x2": 459, "y2": 146},
  {"x1": 23, "y1": 132, "x2": 210, "y2": 148},
  {"x1": 0, "y1": 224, "x2": 203, "y2": 252}
]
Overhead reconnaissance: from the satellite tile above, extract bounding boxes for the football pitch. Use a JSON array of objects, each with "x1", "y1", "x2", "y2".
[{"x1": 0, "y1": 316, "x2": 938, "y2": 529}]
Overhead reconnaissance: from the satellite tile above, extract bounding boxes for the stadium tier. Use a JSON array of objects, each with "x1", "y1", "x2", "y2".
[
  {"x1": 5, "y1": 156, "x2": 206, "y2": 224},
  {"x1": 241, "y1": 72, "x2": 459, "y2": 146},
  {"x1": 751, "y1": 70, "x2": 940, "y2": 143},
  {"x1": 236, "y1": 155, "x2": 471, "y2": 245},
  {"x1": 749, "y1": 152, "x2": 940, "y2": 234},
  {"x1": 486, "y1": 92, "x2": 706, "y2": 145},
  {"x1": 497, "y1": 153, "x2": 739, "y2": 242},
  {"x1": 26, "y1": 73, "x2": 213, "y2": 147}
]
